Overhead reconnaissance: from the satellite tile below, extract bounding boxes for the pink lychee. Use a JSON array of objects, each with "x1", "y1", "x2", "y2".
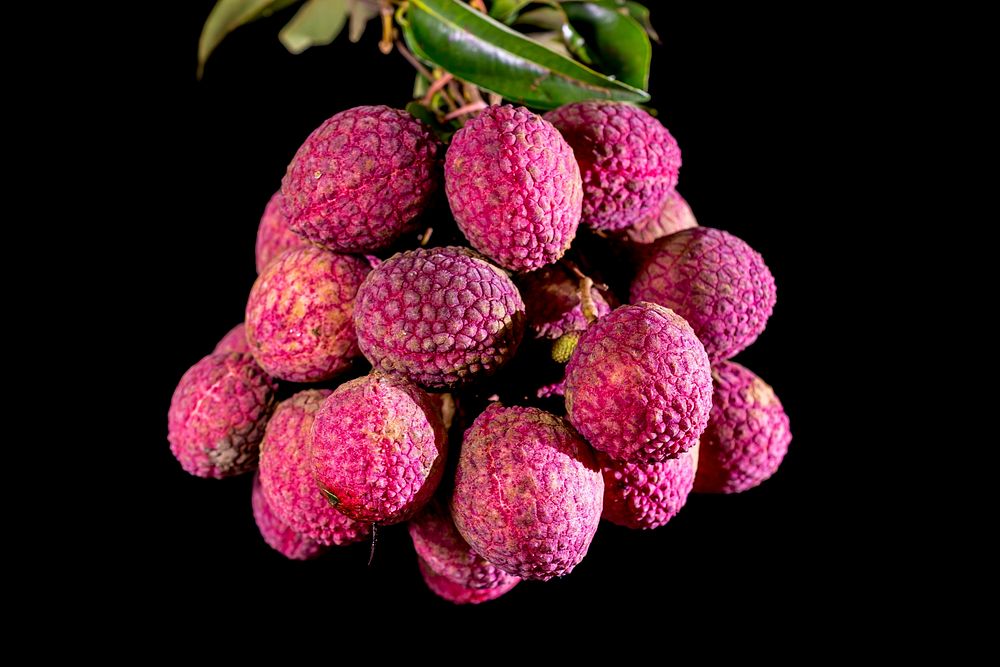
[
  {"x1": 598, "y1": 445, "x2": 698, "y2": 529},
  {"x1": 255, "y1": 190, "x2": 307, "y2": 273},
  {"x1": 252, "y1": 473, "x2": 327, "y2": 560}
]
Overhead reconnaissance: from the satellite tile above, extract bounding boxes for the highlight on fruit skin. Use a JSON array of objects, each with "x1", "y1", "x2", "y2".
[
  {"x1": 445, "y1": 104, "x2": 582, "y2": 272},
  {"x1": 694, "y1": 361, "x2": 791, "y2": 494},
  {"x1": 352, "y1": 246, "x2": 526, "y2": 389}
]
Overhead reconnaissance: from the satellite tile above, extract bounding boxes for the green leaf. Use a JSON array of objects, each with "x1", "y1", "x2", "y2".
[
  {"x1": 489, "y1": 0, "x2": 534, "y2": 24},
  {"x1": 198, "y1": 0, "x2": 300, "y2": 77},
  {"x1": 279, "y1": 0, "x2": 349, "y2": 54},
  {"x1": 589, "y1": 0, "x2": 659, "y2": 42},
  {"x1": 348, "y1": 0, "x2": 379, "y2": 42},
  {"x1": 526, "y1": 31, "x2": 572, "y2": 59},
  {"x1": 406, "y1": 0, "x2": 649, "y2": 110},
  {"x1": 414, "y1": 73, "x2": 430, "y2": 98},
  {"x1": 561, "y1": 2, "x2": 650, "y2": 89}
]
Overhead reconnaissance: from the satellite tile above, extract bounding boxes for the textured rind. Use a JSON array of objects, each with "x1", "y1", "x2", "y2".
[
  {"x1": 598, "y1": 445, "x2": 698, "y2": 529},
  {"x1": 565, "y1": 303, "x2": 711, "y2": 463},
  {"x1": 445, "y1": 105, "x2": 582, "y2": 271},
  {"x1": 418, "y1": 558, "x2": 519, "y2": 605},
  {"x1": 246, "y1": 246, "x2": 370, "y2": 382},
  {"x1": 451, "y1": 404, "x2": 603, "y2": 581},
  {"x1": 410, "y1": 500, "x2": 520, "y2": 592},
  {"x1": 694, "y1": 361, "x2": 791, "y2": 494},
  {"x1": 630, "y1": 227, "x2": 776, "y2": 362},
  {"x1": 311, "y1": 374, "x2": 448, "y2": 524},
  {"x1": 281, "y1": 106, "x2": 440, "y2": 252},
  {"x1": 252, "y1": 473, "x2": 327, "y2": 560},
  {"x1": 256, "y1": 191, "x2": 307, "y2": 274},
  {"x1": 214, "y1": 323, "x2": 249, "y2": 355},
  {"x1": 259, "y1": 390, "x2": 370, "y2": 546},
  {"x1": 167, "y1": 352, "x2": 278, "y2": 478},
  {"x1": 545, "y1": 101, "x2": 681, "y2": 231},
  {"x1": 621, "y1": 191, "x2": 698, "y2": 245},
  {"x1": 519, "y1": 265, "x2": 611, "y2": 340},
  {"x1": 353, "y1": 246, "x2": 526, "y2": 389}
]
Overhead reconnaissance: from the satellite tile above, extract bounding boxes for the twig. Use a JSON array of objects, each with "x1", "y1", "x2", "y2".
[
  {"x1": 579, "y1": 276, "x2": 599, "y2": 324},
  {"x1": 561, "y1": 258, "x2": 609, "y2": 292},
  {"x1": 420, "y1": 227, "x2": 434, "y2": 246},
  {"x1": 379, "y1": 3, "x2": 395, "y2": 54},
  {"x1": 423, "y1": 72, "x2": 454, "y2": 106},
  {"x1": 444, "y1": 101, "x2": 487, "y2": 121},
  {"x1": 395, "y1": 40, "x2": 433, "y2": 82}
]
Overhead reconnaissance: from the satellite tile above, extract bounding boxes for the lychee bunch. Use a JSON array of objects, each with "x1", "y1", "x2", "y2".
[{"x1": 169, "y1": 101, "x2": 790, "y2": 605}]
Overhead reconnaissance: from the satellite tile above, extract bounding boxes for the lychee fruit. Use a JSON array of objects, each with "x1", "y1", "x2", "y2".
[
  {"x1": 450, "y1": 404, "x2": 603, "y2": 580},
  {"x1": 311, "y1": 374, "x2": 448, "y2": 525},
  {"x1": 214, "y1": 323, "x2": 249, "y2": 355},
  {"x1": 598, "y1": 445, "x2": 698, "y2": 530},
  {"x1": 256, "y1": 191, "x2": 307, "y2": 273},
  {"x1": 519, "y1": 264, "x2": 611, "y2": 340},
  {"x1": 564, "y1": 303, "x2": 711, "y2": 463},
  {"x1": 621, "y1": 190, "x2": 697, "y2": 246},
  {"x1": 252, "y1": 473, "x2": 327, "y2": 561},
  {"x1": 281, "y1": 105, "x2": 440, "y2": 253},
  {"x1": 245, "y1": 246, "x2": 370, "y2": 382},
  {"x1": 353, "y1": 246, "x2": 526, "y2": 389},
  {"x1": 630, "y1": 227, "x2": 776, "y2": 362},
  {"x1": 410, "y1": 499, "x2": 519, "y2": 605},
  {"x1": 545, "y1": 101, "x2": 681, "y2": 231},
  {"x1": 445, "y1": 105, "x2": 582, "y2": 272},
  {"x1": 167, "y1": 352, "x2": 277, "y2": 478},
  {"x1": 258, "y1": 389, "x2": 370, "y2": 546},
  {"x1": 694, "y1": 361, "x2": 791, "y2": 494}
]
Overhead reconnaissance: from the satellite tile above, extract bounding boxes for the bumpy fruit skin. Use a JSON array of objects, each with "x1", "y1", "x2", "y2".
[
  {"x1": 451, "y1": 404, "x2": 603, "y2": 581},
  {"x1": 598, "y1": 445, "x2": 698, "y2": 529},
  {"x1": 311, "y1": 374, "x2": 447, "y2": 524},
  {"x1": 168, "y1": 352, "x2": 277, "y2": 478},
  {"x1": 246, "y1": 246, "x2": 370, "y2": 382},
  {"x1": 545, "y1": 101, "x2": 681, "y2": 231},
  {"x1": 281, "y1": 106, "x2": 440, "y2": 253},
  {"x1": 214, "y1": 323, "x2": 249, "y2": 354},
  {"x1": 252, "y1": 473, "x2": 327, "y2": 560},
  {"x1": 520, "y1": 265, "x2": 611, "y2": 340},
  {"x1": 259, "y1": 390, "x2": 370, "y2": 546},
  {"x1": 630, "y1": 227, "x2": 775, "y2": 362},
  {"x1": 565, "y1": 303, "x2": 711, "y2": 463},
  {"x1": 445, "y1": 105, "x2": 582, "y2": 272},
  {"x1": 418, "y1": 558, "x2": 519, "y2": 605},
  {"x1": 694, "y1": 361, "x2": 790, "y2": 494},
  {"x1": 256, "y1": 191, "x2": 307, "y2": 273},
  {"x1": 410, "y1": 500, "x2": 519, "y2": 604},
  {"x1": 622, "y1": 191, "x2": 697, "y2": 245},
  {"x1": 353, "y1": 246, "x2": 526, "y2": 389}
]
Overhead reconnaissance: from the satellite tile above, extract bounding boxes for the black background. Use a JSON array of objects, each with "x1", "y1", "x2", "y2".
[{"x1": 127, "y1": 1, "x2": 843, "y2": 626}]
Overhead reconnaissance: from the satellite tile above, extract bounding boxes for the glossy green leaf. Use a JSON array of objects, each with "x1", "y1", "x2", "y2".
[
  {"x1": 279, "y1": 0, "x2": 348, "y2": 54},
  {"x1": 623, "y1": 1, "x2": 659, "y2": 43},
  {"x1": 349, "y1": 0, "x2": 379, "y2": 42},
  {"x1": 198, "y1": 0, "x2": 299, "y2": 76},
  {"x1": 561, "y1": 2, "x2": 650, "y2": 89},
  {"x1": 490, "y1": 0, "x2": 536, "y2": 24},
  {"x1": 406, "y1": 0, "x2": 649, "y2": 109}
]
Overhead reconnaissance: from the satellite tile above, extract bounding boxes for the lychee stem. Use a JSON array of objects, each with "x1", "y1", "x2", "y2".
[
  {"x1": 368, "y1": 523, "x2": 379, "y2": 567},
  {"x1": 578, "y1": 276, "x2": 599, "y2": 325}
]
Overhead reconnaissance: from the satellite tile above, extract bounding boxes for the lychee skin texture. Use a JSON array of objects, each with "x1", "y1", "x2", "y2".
[
  {"x1": 259, "y1": 390, "x2": 370, "y2": 546},
  {"x1": 694, "y1": 361, "x2": 791, "y2": 494},
  {"x1": 281, "y1": 106, "x2": 440, "y2": 253},
  {"x1": 409, "y1": 500, "x2": 520, "y2": 594},
  {"x1": 597, "y1": 445, "x2": 698, "y2": 530},
  {"x1": 445, "y1": 105, "x2": 582, "y2": 272},
  {"x1": 246, "y1": 246, "x2": 370, "y2": 382},
  {"x1": 214, "y1": 323, "x2": 249, "y2": 355},
  {"x1": 353, "y1": 246, "x2": 526, "y2": 389},
  {"x1": 631, "y1": 227, "x2": 776, "y2": 362},
  {"x1": 311, "y1": 374, "x2": 448, "y2": 525},
  {"x1": 451, "y1": 404, "x2": 604, "y2": 581},
  {"x1": 418, "y1": 558, "x2": 519, "y2": 605},
  {"x1": 622, "y1": 191, "x2": 698, "y2": 245},
  {"x1": 167, "y1": 352, "x2": 278, "y2": 478},
  {"x1": 520, "y1": 265, "x2": 611, "y2": 340},
  {"x1": 252, "y1": 473, "x2": 327, "y2": 560},
  {"x1": 256, "y1": 191, "x2": 307, "y2": 274},
  {"x1": 565, "y1": 303, "x2": 711, "y2": 464},
  {"x1": 545, "y1": 101, "x2": 681, "y2": 231}
]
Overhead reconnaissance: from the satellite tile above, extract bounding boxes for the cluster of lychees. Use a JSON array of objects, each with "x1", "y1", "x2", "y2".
[{"x1": 168, "y1": 102, "x2": 791, "y2": 604}]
